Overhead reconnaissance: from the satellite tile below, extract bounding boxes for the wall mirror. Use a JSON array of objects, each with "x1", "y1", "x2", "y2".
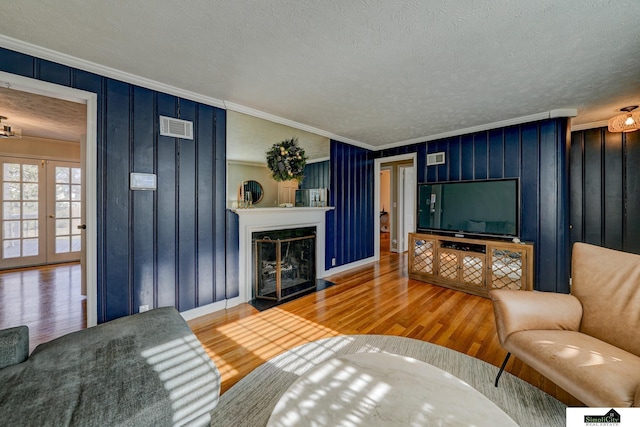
[
  {"x1": 226, "y1": 111, "x2": 330, "y2": 208},
  {"x1": 242, "y1": 180, "x2": 264, "y2": 204}
]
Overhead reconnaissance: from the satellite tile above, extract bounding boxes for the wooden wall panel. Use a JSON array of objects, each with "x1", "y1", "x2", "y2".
[
  {"x1": 196, "y1": 106, "x2": 215, "y2": 306},
  {"x1": 225, "y1": 210, "x2": 239, "y2": 299},
  {"x1": 156, "y1": 94, "x2": 178, "y2": 310},
  {"x1": 436, "y1": 139, "x2": 449, "y2": 181},
  {"x1": 603, "y1": 131, "x2": 623, "y2": 249},
  {"x1": 131, "y1": 86, "x2": 155, "y2": 312},
  {"x1": 583, "y1": 129, "x2": 603, "y2": 245},
  {"x1": 624, "y1": 131, "x2": 640, "y2": 254},
  {"x1": 301, "y1": 160, "x2": 329, "y2": 189},
  {"x1": 37, "y1": 59, "x2": 72, "y2": 87},
  {"x1": 537, "y1": 120, "x2": 559, "y2": 290},
  {"x1": 0, "y1": 48, "x2": 34, "y2": 75},
  {"x1": 488, "y1": 129, "x2": 504, "y2": 179},
  {"x1": 473, "y1": 132, "x2": 488, "y2": 180},
  {"x1": 103, "y1": 79, "x2": 132, "y2": 320},
  {"x1": 503, "y1": 127, "x2": 521, "y2": 178},
  {"x1": 0, "y1": 47, "x2": 227, "y2": 323},
  {"x1": 214, "y1": 109, "x2": 228, "y2": 300},
  {"x1": 448, "y1": 138, "x2": 461, "y2": 181},
  {"x1": 569, "y1": 131, "x2": 584, "y2": 244},
  {"x1": 459, "y1": 135, "x2": 473, "y2": 181},
  {"x1": 177, "y1": 100, "x2": 197, "y2": 312},
  {"x1": 570, "y1": 127, "x2": 640, "y2": 255},
  {"x1": 328, "y1": 141, "x2": 373, "y2": 269}
]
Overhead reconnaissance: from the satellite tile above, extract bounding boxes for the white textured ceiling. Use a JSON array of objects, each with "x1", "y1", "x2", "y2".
[
  {"x1": 0, "y1": 88, "x2": 86, "y2": 142},
  {"x1": 1, "y1": 1, "x2": 639, "y2": 147}
]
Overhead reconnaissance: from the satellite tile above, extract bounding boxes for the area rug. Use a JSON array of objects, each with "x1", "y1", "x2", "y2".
[{"x1": 209, "y1": 335, "x2": 566, "y2": 426}]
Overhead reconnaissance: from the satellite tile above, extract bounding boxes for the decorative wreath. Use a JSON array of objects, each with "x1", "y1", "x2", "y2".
[{"x1": 266, "y1": 137, "x2": 307, "y2": 182}]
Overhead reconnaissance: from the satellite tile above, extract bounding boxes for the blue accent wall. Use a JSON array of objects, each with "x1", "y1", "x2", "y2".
[
  {"x1": 376, "y1": 118, "x2": 571, "y2": 293},
  {"x1": 0, "y1": 47, "x2": 228, "y2": 322},
  {"x1": 327, "y1": 141, "x2": 374, "y2": 270},
  {"x1": 570, "y1": 128, "x2": 640, "y2": 254},
  {"x1": 301, "y1": 160, "x2": 330, "y2": 189}
]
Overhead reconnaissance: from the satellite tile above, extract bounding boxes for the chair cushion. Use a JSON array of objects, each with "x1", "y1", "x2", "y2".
[
  {"x1": 572, "y1": 242, "x2": 640, "y2": 356},
  {"x1": 505, "y1": 329, "x2": 640, "y2": 407}
]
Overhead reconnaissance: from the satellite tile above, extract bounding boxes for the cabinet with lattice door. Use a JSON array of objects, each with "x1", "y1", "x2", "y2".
[
  {"x1": 487, "y1": 244, "x2": 533, "y2": 292},
  {"x1": 408, "y1": 234, "x2": 436, "y2": 280},
  {"x1": 437, "y1": 246, "x2": 486, "y2": 290},
  {"x1": 408, "y1": 233, "x2": 533, "y2": 297}
]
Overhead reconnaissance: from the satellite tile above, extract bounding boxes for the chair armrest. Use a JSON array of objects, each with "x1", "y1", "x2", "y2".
[
  {"x1": 0, "y1": 326, "x2": 29, "y2": 370},
  {"x1": 489, "y1": 290, "x2": 582, "y2": 345}
]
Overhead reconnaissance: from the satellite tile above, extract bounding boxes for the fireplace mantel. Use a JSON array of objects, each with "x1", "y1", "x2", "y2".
[{"x1": 233, "y1": 207, "x2": 334, "y2": 303}]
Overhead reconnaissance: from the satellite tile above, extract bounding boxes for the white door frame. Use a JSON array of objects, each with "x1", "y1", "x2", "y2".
[
  {"x1": 397, "y1": 164, "x2": 416, "y2": 253},
  {"x1": 0, "y1": 71, "x2": 98, "y2": 327},
  {"x1": 374, "y1": 153, "x2": 417, "y2": 261}
]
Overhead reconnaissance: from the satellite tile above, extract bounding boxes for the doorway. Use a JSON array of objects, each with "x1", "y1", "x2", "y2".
[
  {"x1": 379, "y1": 168, "x2": 391, "y2": 253},
  {"x1": 374, "y1": 153, "x2": 417, "y2": 260},
  {"x1": 0, "y1": 70, "x2": 97, "y2": 331}
]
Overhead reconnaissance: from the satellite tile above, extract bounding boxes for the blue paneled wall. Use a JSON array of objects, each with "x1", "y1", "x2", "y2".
[
  {"x1": 0, "y1": 48, "x2": 227, "y2": 322},
  {"x1": 570, "y1": 128, "x2": 640, "y2": 254},
  {"x1": 377, "y1": 119, "x2": 571, "y2": 293},
  {"x1": 301, "y1": 160, "x2": 330, "y2": 190},
  {"x1": 327, "y1": 142, "x2": 374, "y2": 269}
]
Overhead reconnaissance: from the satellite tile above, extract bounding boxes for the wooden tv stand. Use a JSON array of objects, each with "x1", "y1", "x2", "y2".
[{"x1": 408, "y1": 233, "x2": 533, "y2": 298}]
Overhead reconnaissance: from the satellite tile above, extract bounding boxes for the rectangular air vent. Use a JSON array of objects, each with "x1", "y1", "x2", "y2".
[
  {"x1": 159, "y1": 116, "x2": 193, "y2": 140},
  {"x1": 427, "y1": 152, "x2": 446, "y2": 166}
]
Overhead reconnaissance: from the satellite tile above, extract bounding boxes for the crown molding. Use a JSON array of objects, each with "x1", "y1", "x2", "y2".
[
  {"x1": 571, "y1": 119, "x2": 609, "y2": 132},
  {"x1": 1, "y1": 35, "x2": 583, "y2": 152},
  {"x1": 0, "y1": 35, "x2": 373, "y2": 149},
  {"x1": 307, "y1": 156, "x2": 330, "y2": 164},
  {"x1": 0, "y1": 34, "x2": 226, "y2": 109},
  {"x1": 376, "y1": 109, "x2": 578, "y2": 151}
]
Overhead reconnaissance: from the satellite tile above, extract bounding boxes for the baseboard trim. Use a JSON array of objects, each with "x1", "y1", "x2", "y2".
[
  {"x1": 225, "y1": 296, "x2": 244, "y2": 309},
  {"x1": 180, "y1": 300, "x2": 227, "y2": 321},
  {"x1": 324, "y1": 256, "x2": 376, "y2": 276}
]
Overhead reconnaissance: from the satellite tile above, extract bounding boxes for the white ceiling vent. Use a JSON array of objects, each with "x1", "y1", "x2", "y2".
[
  {"x1": 427, "y1": 152, "x2": 446, "y2": 166},
  {"x1": 159, "y1": 116, "x2": 193, "y2": 140}
]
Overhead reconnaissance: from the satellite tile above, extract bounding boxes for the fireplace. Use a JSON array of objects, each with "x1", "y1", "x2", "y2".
[
  {"x1": 253, "y1": 227, "x2": 316, "y2": 301},
  {"x1": 232, "y1": 206, "x2": 333, "y2": 305}
]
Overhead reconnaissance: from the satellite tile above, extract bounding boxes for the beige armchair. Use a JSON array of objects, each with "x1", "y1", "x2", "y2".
[{"x1": 490, "y1": 242, "x2": 640, "y2": 407}]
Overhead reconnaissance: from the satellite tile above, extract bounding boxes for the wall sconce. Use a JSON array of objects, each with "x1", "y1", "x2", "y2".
[{"x1": 608, "y1": 106, "x2": 640, "y2": 133}]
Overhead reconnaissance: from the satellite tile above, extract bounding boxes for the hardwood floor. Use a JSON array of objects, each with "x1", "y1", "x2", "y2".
[
  {"x1": 0, "y1": 263, "x2": 86, "y2": 352},
  {"x1": 0, "y1": 255, "x2": 582, "y2": 406},
  {"x1": 189, "y1": 250, "x2": 583, "y2": 406}
]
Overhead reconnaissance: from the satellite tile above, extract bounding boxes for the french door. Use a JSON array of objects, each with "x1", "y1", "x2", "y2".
[{"x1": 0, "y1": 157, "x2": 82, "y2": 269}]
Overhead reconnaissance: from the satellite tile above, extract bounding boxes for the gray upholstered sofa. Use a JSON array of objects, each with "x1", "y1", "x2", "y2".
[{"x1": 0, "y1": 307, "x2": 220, "y2": 426}]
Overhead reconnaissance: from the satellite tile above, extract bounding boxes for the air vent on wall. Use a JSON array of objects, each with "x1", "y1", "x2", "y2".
[
  {"x1": 427, "y1": 152, "x2": 446, "y2": 166},
  {"x1": 159, "y1": 116, "x2": 194, "y2": 140}
]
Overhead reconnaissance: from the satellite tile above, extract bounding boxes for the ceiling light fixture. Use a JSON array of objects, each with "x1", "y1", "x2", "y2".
[
  {"x1": 608, "y1": 106, "x2": 640, "y2": 133},
  {"x1": 0, "y1": 116, "x2": 22, "y2": 139}
]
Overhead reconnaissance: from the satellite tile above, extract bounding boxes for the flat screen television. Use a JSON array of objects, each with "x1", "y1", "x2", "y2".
[{"x1": 417, "y1": 178, "x2": 519, "y2": 239}]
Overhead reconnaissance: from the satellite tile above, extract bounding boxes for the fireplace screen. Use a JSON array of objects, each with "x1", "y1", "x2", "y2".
[{"x1": 253, "y1": 227, "x2": 316, "y2": 301}]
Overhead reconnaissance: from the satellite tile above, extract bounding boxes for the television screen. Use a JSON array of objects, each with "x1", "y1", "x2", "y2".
[{"x1": 417, "y1": 179, "x2": 519, "y2": 238}]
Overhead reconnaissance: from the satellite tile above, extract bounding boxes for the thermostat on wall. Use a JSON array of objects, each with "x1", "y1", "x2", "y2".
[{"x1": 130, "y1": 173, "x2": 157, "y2": 190}]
